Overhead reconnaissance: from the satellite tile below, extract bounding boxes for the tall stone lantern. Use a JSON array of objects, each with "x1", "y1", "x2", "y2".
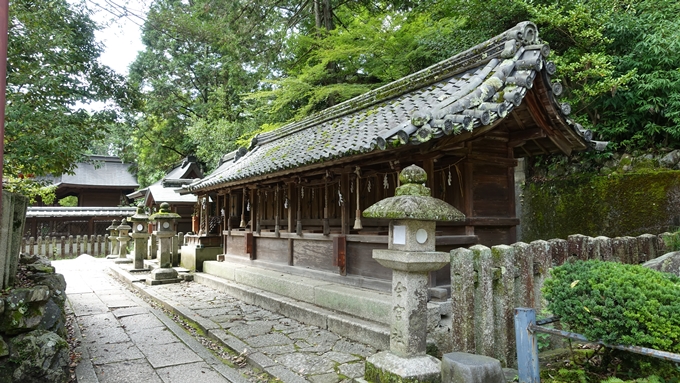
[
  {"x1": 105, "y1": 219, "x2": 120, "y2": 259},
  {"x1": 363, "y1": 164, "x2": 465, "y2": 383},
  {"x1": 128, "y1": 204, "x2": 150, "y2": 271},
  {"x1": 147, "y1": 202, "x2": 181, "y2": 285},
  {"x1": 114, "y1": 218, "x2": 133, "y2": 264}
]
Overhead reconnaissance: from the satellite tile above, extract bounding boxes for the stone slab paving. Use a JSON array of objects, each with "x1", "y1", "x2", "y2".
[
  {"x1": 54, "y1": 255, "x2": 250, "y2": 383},
  {"x1": 110, "y1": 262, "x2": 381, "y2": 383}
]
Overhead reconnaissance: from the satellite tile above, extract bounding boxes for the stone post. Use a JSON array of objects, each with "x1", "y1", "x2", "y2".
[
  {"x1": 128, "y1": 204, "x2": 150, "y2": 271},
  {"x1": 362, "y1": 164, "x2": 465, "y2": 383},
  {"x1": 114, "y1": 219, "x2": 133, "y2": 264},
  {"x1": 105, "y1": 220, "x2": 119, "y2": 259},
  {"x1": 146, "y1": 202, "x2": 181, "y2": 285}
]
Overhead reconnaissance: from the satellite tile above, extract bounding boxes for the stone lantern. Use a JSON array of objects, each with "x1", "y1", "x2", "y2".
[
  {"x1": 105, "y1": 219, "x2": 120, "y2": 259},
  {"x1": 147, "y1": 202, "x2": 181, "y2": 285},
  {"x1": 362, "y1": 164, "x2": 465, "y2": 383},
  {"x1": 114, "y1": 219, "x2": 133, "y2": 264},
  {"x1": 128, "y1": 204, "x2": 150, "y2": 271}
]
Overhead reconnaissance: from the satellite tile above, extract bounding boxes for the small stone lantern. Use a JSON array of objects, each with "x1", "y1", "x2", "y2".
[
  {"x1": 363, "y1": 164, "x2": 465, "y2": 383},
  {"x1": 114, "y1": 219, "x2": 133, "y2": 264},
  {"x1": 105, "y1": 219, "x2": 120, "y2": 259},
  {"x1": 128, "y1": 204, "x2": 150, "y2": 270},
  {"x1": 147, "y1": 202, "x2": 181, "y2": 285}
]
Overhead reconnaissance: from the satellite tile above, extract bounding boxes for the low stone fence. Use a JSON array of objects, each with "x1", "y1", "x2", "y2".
[
  {"x1": 450, "y1": 232, "x2": 673, "y2": 367},
  {"x1": 22, "y1": 235, "x2": 110, "y2": 258},
  {"x1": 22, "y1": 232, "x2": 186, "y2": 261}
]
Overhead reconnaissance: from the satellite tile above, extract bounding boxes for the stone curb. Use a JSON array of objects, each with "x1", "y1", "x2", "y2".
[
  {"x1": 107, "y1": 265, "x2": 310, "y2": 383},
  {"x1": 66, "y1": 299, "x2": 99, "y2": 383}
]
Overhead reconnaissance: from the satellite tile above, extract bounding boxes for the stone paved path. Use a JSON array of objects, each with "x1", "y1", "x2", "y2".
[
  {"x1": 56, "y1": 255, "x2": 251, "y2": 383},
  {"x1": 56, "y1": 255, "x2": 378, "y2": 383},
  {"x1": 146, "y1": 280, "x2": 375, "y2": 383}
]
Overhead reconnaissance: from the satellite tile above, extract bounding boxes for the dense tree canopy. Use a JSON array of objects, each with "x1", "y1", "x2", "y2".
[
  {"x1": 4, "y1": 0, "x2": 130, "y2": 200},
  {"x1": 6, "y1": 0, "x2": 680, "y2": 192}
]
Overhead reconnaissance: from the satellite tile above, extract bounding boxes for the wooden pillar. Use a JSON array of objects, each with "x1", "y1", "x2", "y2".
[
  {"x1": 227, "y1": 191, "x2": 232, "y2": 236},
  {"x1": 240, "y1": 188, "x2": 247, "y2": 228},
  {"x1": 333, "y1": 235, "x2": 346, "y2": 276},
  {"x1": 275, "y1": 185, "x2": 280, "y2": 237},
  {"x1": 423, "y1": 158, "x2": 435, "y2": 194},
  {"x1": 287, "y1": 182, "x2": 295, "y2": 264},
  {"x1": 222, "y1": 194, "x2": 228, "y2": 254},
  {"x1": 287, "y1": 183, "x2": 294, "y2": 233},
  {"x1": 249, "y1": 188, "x2": 255, "y2": 233},
  {"x1": 246, "y1": 232, "x2": 254, "y2": 260},
  {"x1": 256, "y1": 190, "x2": 262, "y2": 235},
  {"x1": 341, "y1": 173, "x2": 349, "y2": 235},
  {"x1": 464, "y1": 160, "x2": 474, "y2": 236},
  {"x1": 296, "y1": 182, "x2": 302, "y2": 235},
  {"x1": 507, "y1": 147, "x2": 517, "y2": 242}
]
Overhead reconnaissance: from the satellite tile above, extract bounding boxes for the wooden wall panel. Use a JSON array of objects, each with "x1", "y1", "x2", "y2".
[
  {"x1": 475, "y1": 227, "x2": 513, "y2": 247},
  {"x1": 473, "y1": 164, "x2": 511, "y2": 217},
  {"x1": 226, "y1": 235, "x2": 248, "y2": 257},
  {"x1": 346, "y1": 242, "x2": 391, "y2": 280},
  {"x1": 254, "y1": 237, "x2": 289, "y2": 263},
  {"x1": 293, "y1": 239, "x2": 336, "y2": 272}
]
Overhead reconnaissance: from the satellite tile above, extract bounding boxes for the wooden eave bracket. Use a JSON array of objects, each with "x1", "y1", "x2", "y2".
[{"x1": 524, "y1": 90, "x2": 573, "y2": 156}]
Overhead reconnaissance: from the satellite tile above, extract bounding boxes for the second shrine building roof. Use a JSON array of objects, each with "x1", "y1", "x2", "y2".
[{"x1": 185, "y1": 22, "x2": 596, "y2": 194}]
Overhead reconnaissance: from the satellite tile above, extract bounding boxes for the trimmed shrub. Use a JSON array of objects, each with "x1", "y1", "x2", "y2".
[{"x1": 543, "y1": 260, "x2": 680, "y2": 353}]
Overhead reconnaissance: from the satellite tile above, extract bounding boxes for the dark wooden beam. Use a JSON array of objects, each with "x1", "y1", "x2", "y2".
[
  {"x1": 509, "y1": 128, "x2": 546, "y2": 147},
  {"x1": 467, "y1": 153, "x2": 518, "y2": 168},
  {"x1": 524, "y1": 90, "x2": 573, "y2": 155},
  {"x1": 333, "y1": 235, "x2": 347, "y2": 276}
]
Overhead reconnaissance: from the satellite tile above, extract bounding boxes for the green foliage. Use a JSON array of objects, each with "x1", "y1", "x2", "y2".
[
  {"x1": 2, "y1": 178, "x2": 56, "y2": 205},
  {"x1": 6, "y1": 0, "x2": 128, "y2": 181},
  {"x1": 603, "y1": 377, "x2": 676, "y2": 383},
  {"x1": 187, "y1": 118, "x2": 257, "y2": 169},
  {"x1": 662, "y1": 230, "x2": 680, "y2": 252},
  {"x1": 126, "y1": 0, "x2": 284, "y2": 182},
  {"x1": 595, "y1": 0, "x2": 680, "y2": 148},
  {"x1": 253, "y1": 3, "x2": 466, "y2": 123},
  {"x1": 57, "y1": 196, "x2": 78, "y2": 207},
  {"x1": 112, "y1": 0, "x2": 679, "y2": 180},
  {"x1": 543, "y1": 260, "x2": 680, "y2": 353}
]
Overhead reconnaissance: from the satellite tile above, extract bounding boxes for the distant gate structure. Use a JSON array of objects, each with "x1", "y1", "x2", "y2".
[{"x1": 24, "y1": 206, "x2": 136, "y2": 238}]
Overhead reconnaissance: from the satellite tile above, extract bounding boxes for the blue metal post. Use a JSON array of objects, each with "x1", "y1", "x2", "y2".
[{"x1": 515, "y1": 308, "x2": 540, "y2": 382}]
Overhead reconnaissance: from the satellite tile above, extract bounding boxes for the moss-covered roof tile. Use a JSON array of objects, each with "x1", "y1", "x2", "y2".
[{"x1": 184, "y1": 21, "x2": 591, "y2": 193}]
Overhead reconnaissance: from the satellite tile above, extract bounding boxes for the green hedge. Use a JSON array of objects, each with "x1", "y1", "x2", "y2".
[{"x1": 543, "y1": 260, "x2": 680, "y2": 353}]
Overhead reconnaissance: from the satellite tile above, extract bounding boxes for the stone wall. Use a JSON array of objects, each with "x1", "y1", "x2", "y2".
[
  {"x1": 520, "y1": 168, "x2": 680, "y2": 241},
  {"x1": 1, "y1": 192, "x2": 69, "y2": 383},
  {"x1": 449, "y1": 232, "x2": 671, "y2": 367},
  {"x1": 0, "y1": 255, "x2": 69, "y2": 383}
]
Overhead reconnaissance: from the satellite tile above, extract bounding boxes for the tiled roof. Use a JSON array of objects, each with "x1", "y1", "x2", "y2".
[
  {"x1": 128, "y1": 157, "x2": 202, "y2": 204},
  {"x1": 43, "y1": 155, "x2": 138, "y2": 188},
  {"x1": 27, "y1": 206, "x2": 136, "y2": 218},
  {"x1": 185, "y1": 22, "x2": 589, "y2": 194}
]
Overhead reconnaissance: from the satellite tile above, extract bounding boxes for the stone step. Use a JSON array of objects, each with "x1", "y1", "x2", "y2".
[{"x1": 194, "y1": 270, "x2": 391, "y2": 350}]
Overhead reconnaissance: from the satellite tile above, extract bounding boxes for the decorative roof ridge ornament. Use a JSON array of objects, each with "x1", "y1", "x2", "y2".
[{"x1": 363, "y1": 165, "x2": 465, "y2": 222}]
